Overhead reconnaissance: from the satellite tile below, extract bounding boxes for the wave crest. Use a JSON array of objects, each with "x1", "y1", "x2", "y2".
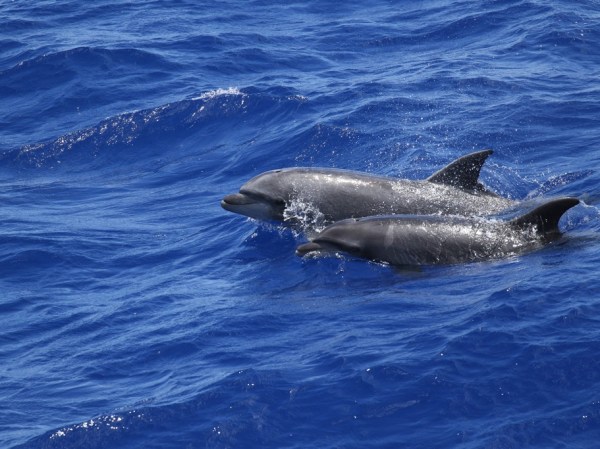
[{"x1": 1, "y1": 88, "x2": 272, "y2": 170}]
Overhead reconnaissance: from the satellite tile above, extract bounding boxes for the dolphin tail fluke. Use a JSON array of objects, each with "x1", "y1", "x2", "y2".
[
  {"x1": 509, "y1": 197, "x2": 579, "y2": 234},
  {"x1": 426, "y1": 149, "x2": 493, "y2": 192}
]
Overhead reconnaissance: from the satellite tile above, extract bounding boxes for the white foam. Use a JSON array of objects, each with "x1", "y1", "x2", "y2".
[{"x1": 192, "y1": 87, "x2": 244, "y2": 101}]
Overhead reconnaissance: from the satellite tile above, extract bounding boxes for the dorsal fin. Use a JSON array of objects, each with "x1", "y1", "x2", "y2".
[
  {"x1": 509, "y1": 197, "x2": 579, "y2": 234},
  {"x1": 427, "y1": 149, "x2": 493, "y2": 191}
]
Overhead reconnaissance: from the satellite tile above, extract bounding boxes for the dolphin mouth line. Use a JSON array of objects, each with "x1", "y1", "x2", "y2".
[
  {"x1": 222, "y1": 193, "x2": 257, "y2": 207},
  {"x1": 222, "y1": 190, "x2": 286, "y2": 209}
]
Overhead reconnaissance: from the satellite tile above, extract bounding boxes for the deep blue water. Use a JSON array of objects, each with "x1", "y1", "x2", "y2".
[{"x1": 2, "y1": 1, "x2": 600, "y2": 448}]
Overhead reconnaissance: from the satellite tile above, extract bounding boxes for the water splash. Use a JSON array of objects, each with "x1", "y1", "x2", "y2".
[{"x1": 283, "y1": 197, "x2": 327, "y2": 234}]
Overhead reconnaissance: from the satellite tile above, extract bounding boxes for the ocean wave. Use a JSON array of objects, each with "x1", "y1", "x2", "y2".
[
  {"x1": 0, "y1": 88, "x2": 307, "y2": 171},
  {"x1": 0, "y1": 47, "x2": 178, "y2": 94},
  {"x1": 16, "y1": 369, "x2": 290, "y2": 449},
  {"x1": 0, "y1": 18, "x2": 44, "y2": 34}
]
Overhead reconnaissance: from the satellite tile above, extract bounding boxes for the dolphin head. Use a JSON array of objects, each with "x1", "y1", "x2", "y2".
[{"x1": 221, "y1": 170, "x2": 288, "y2": 221}]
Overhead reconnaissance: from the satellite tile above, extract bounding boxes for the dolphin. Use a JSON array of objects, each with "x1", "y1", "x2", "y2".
[
  {"x1": 221, "y1": 150, "x2": 514, "y2": 226},
  {"x1": 296, "y1": 197, "x2": 579, "y2": 266}
]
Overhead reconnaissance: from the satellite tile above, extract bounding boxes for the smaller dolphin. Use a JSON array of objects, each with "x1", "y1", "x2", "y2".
[
  {"x1": 221, "y1": 150, "x2": 514, "y2": 226},
  {"x1": 296, "y1": 197, "x2": 579, "y2": 266}
]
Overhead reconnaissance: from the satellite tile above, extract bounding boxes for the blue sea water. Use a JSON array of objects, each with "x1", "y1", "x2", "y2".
[{"x1": 2, "y1": 1, "x2": 600, "y2": 448}]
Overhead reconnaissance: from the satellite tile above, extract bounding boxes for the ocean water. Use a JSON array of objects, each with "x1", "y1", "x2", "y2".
[{"x1": 2, "y1": 1, "x2": 600, "y2": 448}]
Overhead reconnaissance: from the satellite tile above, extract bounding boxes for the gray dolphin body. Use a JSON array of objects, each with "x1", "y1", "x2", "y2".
[
  {"x1": 221, "y1": 150, "x2": 514, "y2": 225},
  {"x1": 296, "y1": 198, "x2": 579, "y2": 266}
]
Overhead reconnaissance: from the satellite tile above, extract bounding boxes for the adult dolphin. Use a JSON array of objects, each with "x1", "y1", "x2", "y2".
[
  {"x1": 296, "y1": 197, "x2": 579, "y2": 266},
  {"x1": 221, "y1": 150, "x2": 514, "y2": 226}
]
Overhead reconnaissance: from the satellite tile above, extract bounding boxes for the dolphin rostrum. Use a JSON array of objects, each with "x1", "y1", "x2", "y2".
[
  {"x1": 296, "y1": 197, "x2": 579, "y2": 266},
  {"x1": 221, "y1": 150, "x2": 514, "y2": 227}
]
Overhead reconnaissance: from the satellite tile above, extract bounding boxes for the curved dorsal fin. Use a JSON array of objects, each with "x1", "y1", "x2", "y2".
[
  {"x1": 509, "y1": 197, "x2": 579, "y2": 234},
  {"x1": 427, "y1": 149, "x2": 493, "y2": 191}
]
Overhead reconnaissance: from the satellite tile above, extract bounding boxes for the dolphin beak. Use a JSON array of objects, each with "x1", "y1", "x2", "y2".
[
  {"x1": 221, "y1": 192, "x2": 284, "y2": 221},
  {"x1": 296, "y1": 242, "x2": 323, "y2": 257},
  {"x1": 221, "y1": 193, "x2": 256, "y2": 208}
]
